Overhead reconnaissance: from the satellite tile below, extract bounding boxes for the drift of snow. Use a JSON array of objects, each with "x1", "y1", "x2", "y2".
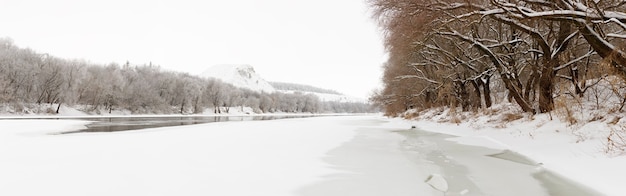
[{"x1": 201, "y1": 64, "x2": 276, "y2": 93}]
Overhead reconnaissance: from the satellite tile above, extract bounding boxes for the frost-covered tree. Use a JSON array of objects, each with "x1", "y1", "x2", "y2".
[{"x1": 0, "y1": 38, "x2": 375, "y2": 114}]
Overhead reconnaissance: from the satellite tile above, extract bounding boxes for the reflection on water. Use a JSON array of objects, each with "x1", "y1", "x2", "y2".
[{"x1": 58, "y1": 115, "x2": 315, "y2": 134}]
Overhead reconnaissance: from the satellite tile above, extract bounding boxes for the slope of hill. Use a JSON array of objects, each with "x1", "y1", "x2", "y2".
[
  {"x1": 201, "y1": 64, "x2": 276, "y2": 93},
  {"x1": 200, "y1": 64, "x2": 366, "y2": 103},
  {"x1": 271, "y1": 81, "x2": 365, "y2": 103},
  {"x1": 270, "y1": 82, "x2": 341, "y2": 95}
]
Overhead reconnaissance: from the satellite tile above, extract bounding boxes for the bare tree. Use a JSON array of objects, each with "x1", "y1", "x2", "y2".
[{"x1": 369, "y1": 0, "x2": 626, "y2": 114}]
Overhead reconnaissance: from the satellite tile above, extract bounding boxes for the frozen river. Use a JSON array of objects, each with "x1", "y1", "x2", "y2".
[
  {"x1": 54, "y1": 115, "x2": 318, "y2": 133},
  {"x1": 395, "y1": 129, "x2": 602, "y2": 195},
  {"x1": 298, "y1": 118, "x2": 602, "y2": 196},
  {"x1": 0, "y1": 115, "x2": 604, "y2": 196}
]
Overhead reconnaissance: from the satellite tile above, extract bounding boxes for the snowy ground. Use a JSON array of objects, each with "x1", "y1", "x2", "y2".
[
  {"x1": 402, "y1": 106, "x2": 626, "y2": 196},
  {"x1": 1, "y1": 114, "x2": 623, "y2": 195},
  {"x1": 0, "y1": 103, "x2": 358, "y2": 119}
]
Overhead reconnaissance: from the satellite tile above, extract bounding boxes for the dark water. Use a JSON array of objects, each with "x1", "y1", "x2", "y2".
[{"x1": 52, "y1": 115, "x2": 317, "y2": 134}]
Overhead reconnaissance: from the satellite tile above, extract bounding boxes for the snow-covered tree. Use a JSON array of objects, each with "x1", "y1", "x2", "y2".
[
  {"x1": 369, "y1": 0, "x2": 626, "y2": 114},
  {"x1": 0, "y1": 39, "x2": 375, "y2": 114}
]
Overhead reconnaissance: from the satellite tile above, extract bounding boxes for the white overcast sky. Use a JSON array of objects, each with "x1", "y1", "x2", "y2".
[{"x1": 0, "y1": 0, "x2": 386, "y2": 99}]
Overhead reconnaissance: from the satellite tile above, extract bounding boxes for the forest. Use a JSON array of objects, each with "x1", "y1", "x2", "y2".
[
  {"x1": 0, "y1": 38, "x2": 374, "y2": 115},
  {"x1": 369, "y1": 0, "x2": 626, "y2": 116}
]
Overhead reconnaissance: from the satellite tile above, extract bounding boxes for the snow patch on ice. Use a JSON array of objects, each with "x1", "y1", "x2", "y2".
[{"x1": 425, "y1": 173, "x2": 448, "y2": 192}]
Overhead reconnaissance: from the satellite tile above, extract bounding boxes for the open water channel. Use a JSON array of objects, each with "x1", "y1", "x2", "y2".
[{"x1": 48, "y1": 115, "x2": 318, "y2": 134}]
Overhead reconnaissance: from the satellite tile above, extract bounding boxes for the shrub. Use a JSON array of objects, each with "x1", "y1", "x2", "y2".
[{"x1": 501, "y1": 113, "x2": 523, "y2": 122}]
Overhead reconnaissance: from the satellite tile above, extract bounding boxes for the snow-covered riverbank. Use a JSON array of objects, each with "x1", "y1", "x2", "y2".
[
  {"x1": 399, "y1": 107, "x2": 626, "y2": 196},
  {"x1": 0, "y1": 103, "x2": 364, "y2": 119}
]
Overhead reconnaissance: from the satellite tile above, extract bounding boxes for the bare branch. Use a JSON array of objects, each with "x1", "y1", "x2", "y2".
[
  {"x1": 554, "y1": 50, "x2": 596, "y2": 71},
  {"x1": 607, "y1": 33, "x2": 626, "y2": 39},
  {"x1": 394, "y1": 75, "x2": 441, "y2": 84}
]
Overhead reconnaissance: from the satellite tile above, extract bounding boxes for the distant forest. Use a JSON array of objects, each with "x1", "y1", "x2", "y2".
[
  {"x1": 0, "y1": 38, "x2": 376, "y2": 114},
  {"x1": 270, "y1": 82, "x2": 341, "y2": 95}
]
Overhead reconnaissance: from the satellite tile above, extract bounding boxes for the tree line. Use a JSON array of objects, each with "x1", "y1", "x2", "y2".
[
  {"x1": 0, "y1": 38, "x2": 374, "y2": 114},
  {"x1": 369, "y1": 0, "x2": 626, "y2": 115}
]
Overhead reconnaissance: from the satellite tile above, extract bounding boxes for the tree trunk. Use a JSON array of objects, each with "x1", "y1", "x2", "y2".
[
  {"x1": 447, "y1": 31, "x2": 533, "y2": 112},
  {"x1": 180, "y1": 100, "x2": 185, "y2": 114},
  {"x1": 424, "y1": 90, "x2": 433, "y2": 108},
  {"x1": 503, "y1": 76, "x2": 534, "y2": 112},
  {"x1": 570, "y1": 64, "x2": 584, "y2": 97},
  {"x1": 483, "y1": 76, "x2": 492, "y2": 108},
  {"x1": 524, "y1": 67, "x2": 539, "y2": 102},
  {"x1": 193, "y1": 96, "x2": 201, "y2": 114},
  {"x1": 223, "y1": 104, "x2": 230, "y2": 113},
  {"x1": 470, "y1": 79, "x2": 483, "y2": 109},
  {"x1": 538, "y1": 59, "x2": 557, "y2": 113},
  {"x1": 459, "y1": 81, "x2": 471, "y2": 111},
  {"x1": 538, "y1": 21, "x2": 572, "y2": 113},
  {"x1": 56, "y1": 102, "x2": 62, "y2": 114}
]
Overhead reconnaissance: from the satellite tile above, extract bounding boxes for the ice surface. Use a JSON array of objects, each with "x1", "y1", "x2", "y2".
[
  {"x1": 0, "y1": 116, "x2": 362, "y2": 196},
  {"x1": 1, "y1": 114, "x2": 622, "y2": 195}
]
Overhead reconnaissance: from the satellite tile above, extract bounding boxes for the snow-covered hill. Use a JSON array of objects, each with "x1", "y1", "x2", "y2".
[
  {"x1": 200, "y1": 64, "x2": 366, "y2": 103},
  {"x1": 316, "y1": 93, "x2": 366, "y2": 103},
  {"x1": 270, "y1": 82, "x2": 365, "y2": 103},
  {"x1": 268, "y1": 81, "x2": 363, "y2": 102},
  {"x1": 201, "y1": 64, "x2": 276, "y2": 93}
]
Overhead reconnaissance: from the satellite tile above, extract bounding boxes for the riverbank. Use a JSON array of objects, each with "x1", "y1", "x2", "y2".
[
  {"x1": 0, "y1": 104, "x2": 368, "y2": 119},
  {"x1": 0, "y1": 103, "x2": 374, "y2": 119},
  {"x1": 400, "y1": 105, "x2": 626, "y2": 196}
]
